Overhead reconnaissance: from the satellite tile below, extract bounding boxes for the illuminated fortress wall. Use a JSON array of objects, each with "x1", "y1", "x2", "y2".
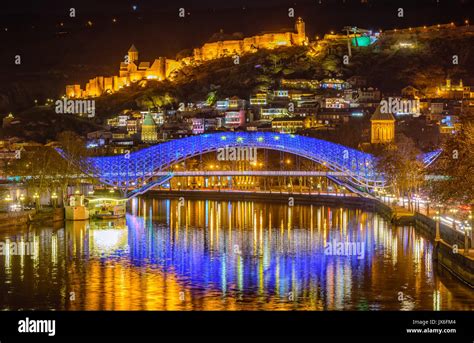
[
  {"x1": 65, "y1": 18, "x2": 308, "y2": 98},
  {"x1": 194, "y1": 18, "x2": 307, "y2": 61}
]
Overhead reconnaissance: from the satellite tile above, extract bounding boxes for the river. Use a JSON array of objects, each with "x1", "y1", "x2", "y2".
[{"x1": 0, "y1": 197, "x2": 472, "y2": 310}]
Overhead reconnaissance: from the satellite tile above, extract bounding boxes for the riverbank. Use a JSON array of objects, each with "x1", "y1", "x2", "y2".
[
  {"x1": 0, "y1": 210, "x2": 35, "y2": 229},
  {"x1": 415, "y1": 212, "x2": 473, "y2": 287},
  {"x1": 0, "y1": 208, "x2": 64, "y2": 230}
]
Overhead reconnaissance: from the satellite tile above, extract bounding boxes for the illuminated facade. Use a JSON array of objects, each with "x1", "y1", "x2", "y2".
[
  {"x1": 434, "y1": 79, "x2": 472, "y2": 99},
  {"x1": 66, "y1": 18, "x2": 308, "y2": 98},
  {"x1": 370, "y1": 106, "x2": 395, "y2": 144},
  {"x1": 66, "y1": 45, "x2": 182, "y2": 98},
  {"x1": 193, "y1": 17, "x2": 308, "y2": 61},
  {"x1": 141, "y1": 113, "x2": 158, "y2": 143}
]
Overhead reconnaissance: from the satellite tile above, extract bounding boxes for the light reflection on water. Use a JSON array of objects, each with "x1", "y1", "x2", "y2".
[{"x1": 0, "y1": 198, "x2": 473, "y2": 310}]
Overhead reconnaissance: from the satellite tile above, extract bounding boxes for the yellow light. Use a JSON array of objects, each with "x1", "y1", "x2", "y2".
[{"x1": 87, "y1": 197, "x2": 128, "y2": 203}]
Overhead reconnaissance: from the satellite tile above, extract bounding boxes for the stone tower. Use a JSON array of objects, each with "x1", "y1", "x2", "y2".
[
  {"x1": 370, "y1": 105, "x2": 395, "y2": 144},
  {"x1": 295, "y1": 17, "x2": 306, "y2": 45},
  {"x1": 128, "y1": 44, "x2": 139, "y2": 63},
  {"x1": 141, "y1": 113, "x2": 158, "y2": 143}
]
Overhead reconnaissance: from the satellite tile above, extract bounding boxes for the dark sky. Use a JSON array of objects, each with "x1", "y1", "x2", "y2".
[
  {"x1": 0, "y1": 0, "x2": 473, "y2": 86},
  {"x1": 2, "y1": 0, "x2": 473, "y2": 61}
]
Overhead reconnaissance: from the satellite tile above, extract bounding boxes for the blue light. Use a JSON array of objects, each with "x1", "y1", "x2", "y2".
[{"x1": 57, "y1": 132, "x2": 439, "y2": 193}]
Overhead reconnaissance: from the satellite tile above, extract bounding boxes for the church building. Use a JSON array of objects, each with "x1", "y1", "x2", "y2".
[{"x1": 370, "y1": 106, "x2": 395, "y2": 144}]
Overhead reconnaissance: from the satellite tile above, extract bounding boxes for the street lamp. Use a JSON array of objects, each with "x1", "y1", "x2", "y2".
[
  {"x1": 19, "y1": 194, "x2": 25, "y2": 210},
  {"x1": 51, "y1": 192, "x2": 58, "y2": 208},
  {"x1": 468, "y1": 214, "x2": 473, "y2": 250},
  {"x1": 435, "y1": 210, "x2": 440, "y2": 241},
  {"x1": 449, "y1": 208, "x2": 458, "y2": 229},
  {"x1": 33, "y1": 193, "x2": 39, "y2": 210}
]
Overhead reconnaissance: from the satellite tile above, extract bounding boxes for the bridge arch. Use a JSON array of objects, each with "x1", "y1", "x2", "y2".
[
  {"x1": 76, "y1": 132, "x2": 384, "y2": 191},
  {"x1": 57, "y1": 132, "x2": 441, "y2": 196}
]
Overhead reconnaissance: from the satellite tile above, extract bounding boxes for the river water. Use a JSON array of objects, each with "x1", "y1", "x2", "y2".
[{"x1": 0, "y1": 197, "x2": 472, "y2": 310}]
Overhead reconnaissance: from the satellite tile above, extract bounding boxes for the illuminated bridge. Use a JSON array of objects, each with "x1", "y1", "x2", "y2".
[{"x1": 58, "y1": 132, "x2": 440, "y2": 197}]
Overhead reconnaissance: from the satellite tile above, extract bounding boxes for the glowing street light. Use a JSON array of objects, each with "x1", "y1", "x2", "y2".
[
  {"x1": 33, "y1": 193, "x2": 40, "y2": 210},
  {"x1": 435, "y1": 210, "x2": 441, "y2": 240},
  {"x1": 51, "y1": 192, "x2": 58, "y2": 208}
]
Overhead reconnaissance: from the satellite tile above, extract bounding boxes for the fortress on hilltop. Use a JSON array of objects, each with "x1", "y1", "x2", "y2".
[
  {"x1": 193, "y1": 17, "x2": 308, "y2": 61},
  {"x1": 65, "y1": 18, "x2": 308, "y2": 98}
]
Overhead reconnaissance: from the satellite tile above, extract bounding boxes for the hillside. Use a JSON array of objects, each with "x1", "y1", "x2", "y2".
[
  {"x1": 94, "y1": 26, "x2": 474, "y2": 117},
  {"x1": 3, "y1": 25, "x2": 474, "y2": 141}
]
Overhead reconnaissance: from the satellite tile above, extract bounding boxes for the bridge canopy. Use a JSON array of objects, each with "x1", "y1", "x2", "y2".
[
  {"x1": 56, "y1": 132, "x2": 441, "y2": 195},
  {"x1": 78, "y1": 132, "x2": 384, "y2": 189}
]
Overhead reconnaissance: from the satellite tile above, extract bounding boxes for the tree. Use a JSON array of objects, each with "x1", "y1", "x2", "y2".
[
  {"x1": 375, "y1": 135, "x2": 425, "y2": 210},
  {"x1": 427, "y1": 116, "x2": 474, "y2": 207},
  {"x1": 55, "y1": 131, "x2": 91, "y2": 204}
]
